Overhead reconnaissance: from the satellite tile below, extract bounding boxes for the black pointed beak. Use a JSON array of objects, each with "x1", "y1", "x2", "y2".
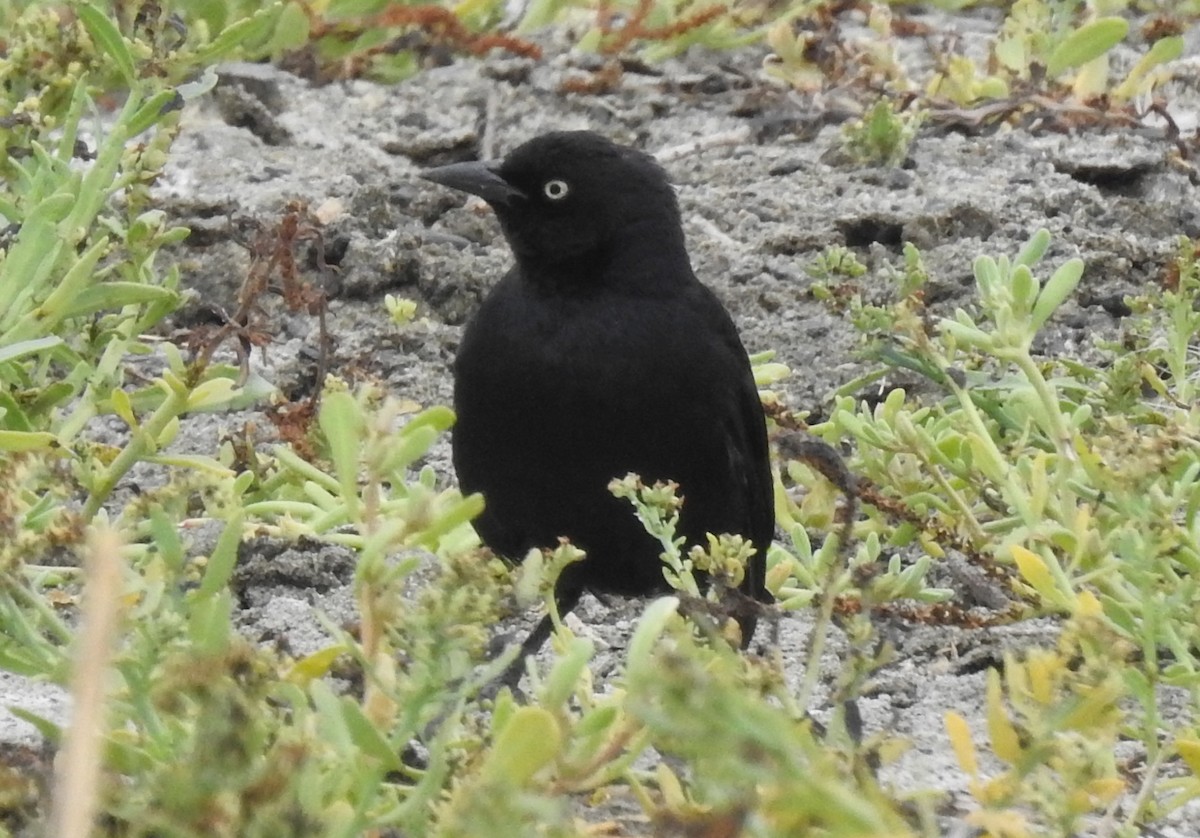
[{"x1": 420, "y1": 160, "x2": 526, "y2": 206}]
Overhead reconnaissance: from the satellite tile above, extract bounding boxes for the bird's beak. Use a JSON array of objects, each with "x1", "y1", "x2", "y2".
[{"x1": 420, "y1": 160, "x2": 526, "y2": 206}]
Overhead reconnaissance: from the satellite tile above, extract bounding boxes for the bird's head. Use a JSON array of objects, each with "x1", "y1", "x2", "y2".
[{"x1": 421, "y1": 131, "x2": 685, "y2": 280}]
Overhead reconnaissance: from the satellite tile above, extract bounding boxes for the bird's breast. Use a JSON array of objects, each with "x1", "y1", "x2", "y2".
[
  {"x1": 455, "y1": 286, "x2": 729, "y2": 437},
  {"x1": 501, "y1": 298, "x2": 689, "y2": 394}
]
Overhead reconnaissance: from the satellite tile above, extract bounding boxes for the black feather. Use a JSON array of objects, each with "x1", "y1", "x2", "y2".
[{"x1": 422, "y1": 131, "x2": 774, "y2": 674}]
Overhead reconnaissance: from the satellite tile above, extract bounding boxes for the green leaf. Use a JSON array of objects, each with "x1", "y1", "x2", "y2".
[
  {"x1": 380, "y1": 425, "x2": 438, "y2": 475},
  {"x1": 319, "y1": 390, "x2": 363, "y2": 516},
  {"x1": 0, "y1": 336, "x2": 63, "y2": 365},
  {"x1": 0, "y1": 392, "x2": 30, "y2": 432},
  {"x1": 939, "y1": 319, "x2": 992, "y2": 348},
  {"x1": 1113, "y1": 36, "x2": 1184, "y2": 101},
  {"x1": 148, "y1": 506, "x2": 185, "y2": 574},
  {"x1": 7, "y1": 708, "x2": 63, "y2": 743},
  {"x1": 0, "y1": 430, "x2": 58, "y2": 452},
  {"x1": 627, "y1": 596, "x2": 680, "y2": 665},
  {"x1": 1009, "y1": 265, "x2": 1038, "y2": 316},
  {"x1": 144, "y1": 454, "x2": 236, "y2": 474},
  {"x1": 413, "y1": 493, "x2": 485, "y2": 550},
  {"x1": 5, "y1": 236, "x2": 109, "y2": 344},
  {"x1": 187, "y1": 590, "x2": 233, "y2": 654},
  {"x1": 192, "y1": 5, "x2": 284, "y2": 66},
  {"x1": 1012, "y1": 545, "x2": 1069, "y2": 607},
  {"x1": 340, "y1": 698, "x2": 401, "y2": 768},
  {"x1": 0, "y1": 199, "x2": 72, "y2": 329},
  {"x1": 973, "y1": 254, "x2": 1001, "y2": 299},
  {"x1": 185, "y1": 377, "x2": 240, "y2": 412},
  {"x1": 126, "y1": 89, "x2": 186, "y2": 137},
  {"x1": 77, "y1": 4, "x2": 137, "y2": 86},
  {"x1": 483, "y1": 706, "x2": 561, "y2": 785},
  {"x1": 1015, "y1": 228, "x2": 1050, "y2": 269},
  {"x1": 155, "y1": 416, "x2": 180, "y2": 447},
  {"x1": 1031, "y1": 258, "x2": 1084, "y2": 331},
  {"x1": 539, "y1": 637, "x2": 594, "y2": 708},
  {"x1": 1045, "y1": 17, "x2": 1128, "y2": 78},
  {"x1": 288, "y1": 645, "x2": 347, "y2": 683},
  {"x1": 197, "y1": 514, "x2": 244, "y2": 598},
  {"x1": 111, "y1": 388, "x2": 137, "y2": 428},
  {"x1": 27, "y1": 377, "x2": 78, "y2": 423},
  {"x1": 994, "y1": 37, "x2": 1025, "y2": 73},
  {"x1": 518, "y1": 0, "x2": 567, "y2": 32},
  {"x1": 403, "y1": 404, "x2": 456, "y2": 434},
  {"x1": 575, "y1": 705, "x2": 620, "y2": 739},
  {"x1": 985, "y1": 669, "x2": 1022, "y2": 764},
  {"x1": 310, "y1": 681, "x2": 353, "y2": 750},
  {"x1": 266, "y1": 2, "x2": 311, "y2": 54}
]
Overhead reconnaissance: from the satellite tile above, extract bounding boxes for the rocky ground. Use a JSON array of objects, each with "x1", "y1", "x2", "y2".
[{"x1": 4, "y1": 6, "x2": 1200, "y2": 833}]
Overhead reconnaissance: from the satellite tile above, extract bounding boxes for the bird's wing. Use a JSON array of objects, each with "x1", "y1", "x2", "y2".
[
  {"x1": 692, "y1": 284, "x2": 774, "y2": 602},
  {"x1": 730, "y1": 351, "x2": 774, "y2": 602}
]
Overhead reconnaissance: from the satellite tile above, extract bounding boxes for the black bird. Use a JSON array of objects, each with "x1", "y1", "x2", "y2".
[{"x1": 421, "y1": 131, "x2": 773, "y2": 669}]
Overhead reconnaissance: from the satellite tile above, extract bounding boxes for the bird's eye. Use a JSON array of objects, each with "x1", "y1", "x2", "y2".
[{"x1": 543, "y1": 179, "x2": 570, "y2": 201}]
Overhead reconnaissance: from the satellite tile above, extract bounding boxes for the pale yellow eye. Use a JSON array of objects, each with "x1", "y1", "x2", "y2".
[{"x1": 543, "y1": 179, "x2": 569, "y2": 200}]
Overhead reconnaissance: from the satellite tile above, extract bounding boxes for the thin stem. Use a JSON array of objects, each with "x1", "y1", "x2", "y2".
[{"x1": 80, "y1": 378, "x2": 189, "y2": 521}]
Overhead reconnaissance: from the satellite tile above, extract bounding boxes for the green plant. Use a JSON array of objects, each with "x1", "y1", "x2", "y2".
[
  {"x1": 946, "y1": 595, "x2": 1129, "y2": 836},
  {"x1": 841, "y1": 97, "x2": 924, "y2": 167},
  {"x1": 763, "y1": 0, "x2": 1187, "y2": 121},
  {"x1": 3, "y1": 382, "x2": 506, "y2": 835},
  {"x1": 804, "y1": 230, "x2": 1200, "y2": 831},
  {"x1": 6, "y1": 3, "x2": 1200, "y2": 835},
  {"x1": 809, "y1": 245, "x2": 868, "y2": 283},
  {"x1": 927, "y1": 0, "x2": 1184, "y2": 105},
  {"x1": 0, "y1": 5, "x2": 279, "y2": 551}
]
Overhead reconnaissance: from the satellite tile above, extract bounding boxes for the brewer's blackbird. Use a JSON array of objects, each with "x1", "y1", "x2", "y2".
[{"x1": 421, "y1": 131, "x2": 773, "y2": 667}]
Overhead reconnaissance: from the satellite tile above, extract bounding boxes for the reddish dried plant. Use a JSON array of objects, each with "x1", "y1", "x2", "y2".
[
  {"x1": 186, "y1": 200, "x2": 329, "y2": 392},
  {"x1": 372, "y1": 5, "x2": 541, "y2": 58},
  {"x1": 595, "y1": 0, "x2": 727, "y2": 55},
  {"x1": 293, "y1": 0, "x2": 541, "y2": 80}
]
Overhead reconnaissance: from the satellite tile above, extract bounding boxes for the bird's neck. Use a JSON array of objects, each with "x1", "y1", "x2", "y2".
[{"x1": 518, "y1": 221, "x2": 694, "y2": 297}]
